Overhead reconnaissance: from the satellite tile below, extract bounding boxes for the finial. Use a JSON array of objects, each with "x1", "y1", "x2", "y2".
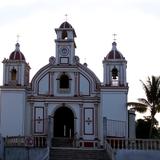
[
  {"x1": 65, "y1": 14, "x2": 68, "y2": 21},
  {"x1": 113, "y1": 33, "x2": 117, "y2": 42},
  {"x1": 15, "y1": 43, "x2": 20, "y2": 51},
  {"x1": 16, "y1": 34, "x2": 20, "y2": 43},
  {"x1": 15, "y1": 34, "x2": 20, "y2": 51},
  {"x1": 83, "y1": 58, "x2": 88, "y2": 67}
]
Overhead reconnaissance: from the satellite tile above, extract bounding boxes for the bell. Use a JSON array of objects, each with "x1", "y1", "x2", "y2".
[{"x1": 112, "y1": 68, "x2": 118, "y2": 79}]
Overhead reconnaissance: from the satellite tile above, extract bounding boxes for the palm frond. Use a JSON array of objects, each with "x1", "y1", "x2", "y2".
[
  {"x1": 127, "y1": 102, "x2": 147, "y2": 113},
  {"x1": 138, "y1": 98, "x2": 151, "y2": 107},
  {"x1": 140, "y1": 79, "x2": 152, "y2": 102},
  {"x1": 156, "y1": 104, "x2": 160, "y2": 113},
  {"x1": 140, "y1": 76, "x2": 160, "y2": 104}
]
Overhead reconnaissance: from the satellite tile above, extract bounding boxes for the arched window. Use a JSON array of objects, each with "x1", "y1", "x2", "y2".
[
  {"x1": 111, "y1": 67, "x2": 119, "y2": 86},
  {"x1": 11, "y1": 68, "x2": 17, "y2": 80},
  {"x1": 112, "y1": 67, "x2": 118, "y2": 80},
  {"x1": 62, "y1": 30, "x2": 68, "y2": 39},
  {"x1": 60, "y1": 74, "x2": 69, "y2": 89}
]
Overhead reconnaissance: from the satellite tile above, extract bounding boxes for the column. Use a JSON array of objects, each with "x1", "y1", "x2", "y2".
[
  {"x1": 79, "y1": 103, "x2": 83, "y2": 138},
  {"x1": 123, "y1": 64, "x2": 126, "y2": 86},
  {"x1": 44, "y1": 103, "x2": 48, "y2": 134},
  {"x1": 30, "y1": 102, "x2": 34, "y2": 135},
  {"x1": 74, "y1": 72, "x2": 78, "y2": 96},
  {"x1": 106, "y1": 65, "x2": 110, "y2": 85},
  {"x1": 49, "y1": 72, "x2": 54, "y2": 96},
  {"x1": 47, "y1": 115, "x2": 52, "y2": 147},
  {"x1": 94, "y1": 103, "x2": 98, "y2": 138},
  {"x1": 119, "y1": 66, "x2": 123, "y2": 86},
  {"x1": 128, "y1": 109, "x2": 136, "y2": 139}
]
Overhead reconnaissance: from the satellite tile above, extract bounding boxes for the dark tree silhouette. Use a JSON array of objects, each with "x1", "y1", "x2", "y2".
[{"x1": 128, "y1": 76, "x2": 160, "y2": 138}]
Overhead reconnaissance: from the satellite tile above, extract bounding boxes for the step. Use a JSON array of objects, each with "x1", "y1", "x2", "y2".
[
  {"x1": 52, "y1": 137, "x2": 74, "y2": 147},
  {"x1": 49, "y1": 147, "x2": 111, "y2": 160}
]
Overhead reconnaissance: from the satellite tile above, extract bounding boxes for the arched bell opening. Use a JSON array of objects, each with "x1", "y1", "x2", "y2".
[
  {"x1": 111, "y1": 67, "x2": 119, "y2": 86},
  {"x1": 11, "y1": 68, "x2": 17, "y2": 81}
]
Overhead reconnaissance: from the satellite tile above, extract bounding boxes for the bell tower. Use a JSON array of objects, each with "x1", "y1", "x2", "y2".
[
  {"x1": 0, "y1": 42, "x2": 30, "y2": 137},
  {"x1": 2, "y1": 42, "x2": 30, "y2": 87},
  {"x1": 101, "y1": 41, "x2": 129, "y2": 139},
  {"x1": 55, "y1": 21, "x2": 77, "y2": 65},
  {"x1": 103, "y1": 41, "x2": 127, "y2": 87}
]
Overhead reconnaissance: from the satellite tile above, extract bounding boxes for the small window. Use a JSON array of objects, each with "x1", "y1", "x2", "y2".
[
  {"x1": 11, "y1": 68, "x2": 17, "y2": 80},
  {"x1": 60, "y1": 74, "x2": 69, "y2": 89}
]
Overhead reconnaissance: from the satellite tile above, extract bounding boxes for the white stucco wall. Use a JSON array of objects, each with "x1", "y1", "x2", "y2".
[
  {"x1": 101, "y1": 89, "x2": 128, "y2": 137},
  {"x1": 101, "y1": 91, "x2": 127, "y2": 121},
  {"x1": 79, "y1": 74, "x2": 90, "y2": 95},
  {"x1": 0, "y1": 90, "x2": 26, "y2": 137},
  {"x1": 38, "y1": 74, "x2": 49, "y2": 94},
  {"x1": 116, "y1": 150, "x2": 160, "y2": 160}
]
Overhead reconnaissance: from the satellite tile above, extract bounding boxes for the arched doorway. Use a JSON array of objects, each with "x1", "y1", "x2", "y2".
[{"x1": 54, "y1": 107, "x2": 74, "y2": 138}]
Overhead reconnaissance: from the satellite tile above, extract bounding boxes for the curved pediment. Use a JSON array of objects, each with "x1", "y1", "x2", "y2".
[{"x1": 30, "y1": 62, "x2": 101, "y2": 96}]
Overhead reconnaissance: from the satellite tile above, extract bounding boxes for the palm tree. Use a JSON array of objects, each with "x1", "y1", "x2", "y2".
[{"x1": 128, "y1": 76, "x2": 160, "y2": 138}]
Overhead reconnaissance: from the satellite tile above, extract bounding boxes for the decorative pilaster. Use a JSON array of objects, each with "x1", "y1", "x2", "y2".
[
  {"x1": 94, "y1": 103, "x2": 98, "y2": 139},
  {"x1": 44, "y1": 102, "x2": 48, "y2": 134},
  {"x1": 79, "y1": 103, "x2": 83, "y2": 138},
  {"x1": 74, "y1": 72, "x2": 78, "y2": 96},
  {"x1": 49, "y1": 72, "x2": 54, "y2": 96},
  {"x1": 30, "y1": 102, "x2": 34, "y2": 135}
]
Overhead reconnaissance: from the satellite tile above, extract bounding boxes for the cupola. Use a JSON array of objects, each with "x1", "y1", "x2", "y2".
[
  {"x1": 105, "y1": 42, "x2": 124, "y2": 60},
  {"x1": 2, "y1": 42, "x2": 30, "y2": 86},
  {"x1": 103, "y1": 41, "x2": 127, "y2": 87},
  {"x1": 9, "y1": 43, "x2": 25, "y2": 61}
]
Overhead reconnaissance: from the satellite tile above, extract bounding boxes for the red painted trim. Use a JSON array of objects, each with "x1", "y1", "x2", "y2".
[{"x1": 84, "y1": 142, "x2": 94, "y2": 147}]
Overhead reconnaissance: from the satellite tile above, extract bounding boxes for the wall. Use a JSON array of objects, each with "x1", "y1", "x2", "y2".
[
  {"x1": 101, "y1": 91, "x2": 127, "y2": 121},
  {"x1": 101, "y1": 90, "x2": 128, "y2": 137},
  {"x1": 5, "y1": 147, "x2": 48, "y2": 160},
  {"x1": 0, "y1": 134, "x2": 4, "y2": 160},
  {"x1": 116, "y1": 150, "x2": 160, "y2": 160},
  {"x1": 0, "y1": 89, "x2": 26, "y2": 137}
]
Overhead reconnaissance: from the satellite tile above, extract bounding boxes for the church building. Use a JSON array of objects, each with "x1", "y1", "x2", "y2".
[{"x1": 0, "y1": 21, "x2": 131, "y2": 147}]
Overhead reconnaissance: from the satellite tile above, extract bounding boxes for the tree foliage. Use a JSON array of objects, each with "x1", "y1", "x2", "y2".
[
  {"x1": 128, "y1": 76, "x2": 160, "y2": 138},
  {"x1": 136, "y1": 117, "x2": 160, "y2": 139}
]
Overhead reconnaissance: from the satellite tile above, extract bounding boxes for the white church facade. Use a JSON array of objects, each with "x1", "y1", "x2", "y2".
[{"x1": 0, "y1": 21, "x2": 132, "y2": 147}]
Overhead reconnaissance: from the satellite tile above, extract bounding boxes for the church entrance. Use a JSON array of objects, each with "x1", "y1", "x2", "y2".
[{"x1": 54, "y1": 107, "x2": 74, "y2": 138}]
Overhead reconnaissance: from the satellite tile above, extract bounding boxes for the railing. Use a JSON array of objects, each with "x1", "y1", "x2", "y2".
[
  {"x1": 106, "y1": 119, "x2": 126, "y2": 137},
  {"x1": 105, "y1": 140, "x2": 115, "y2": 160},
  {"x1": 5, "y1": 136, "x2": 47, "y2": 147},
  {"x1": 34, "y1": 136, "x2": 47, "y2": 147},
  {"x1": 106, "y1": 138, "x2": 160, "y2": 150},
  {"x1": 5, "y1": 136, "x2": 25, "y2": 147}
]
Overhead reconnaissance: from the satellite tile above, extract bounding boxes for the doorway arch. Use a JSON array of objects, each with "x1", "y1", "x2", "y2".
[{"x1": 54, "y1": 107, "x2": 74, "y2": 138}]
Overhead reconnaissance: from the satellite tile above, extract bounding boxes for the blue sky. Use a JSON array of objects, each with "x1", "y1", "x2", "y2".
[{"x1": 0, "y1": 0, "x2": 160, "y2": 118}]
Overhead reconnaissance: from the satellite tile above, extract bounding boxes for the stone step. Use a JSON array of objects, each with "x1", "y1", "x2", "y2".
[
  {"x1": 49, "y1": 147, "x2": 112, "y2": 160},
  {"x1": 52, "y1": 137, "x2": 74, "y2": 147}
]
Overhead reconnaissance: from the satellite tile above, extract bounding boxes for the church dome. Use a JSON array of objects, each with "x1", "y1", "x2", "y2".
[
  {"x1": 9, "y1": 43, "x2": 25, "y2": 61},
  {"x1": 59, "y1": 21, "x2": 73, "y2": 29},
  {"x1": 106, "y1": 42, "x2": 124, "y2": 60}
]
